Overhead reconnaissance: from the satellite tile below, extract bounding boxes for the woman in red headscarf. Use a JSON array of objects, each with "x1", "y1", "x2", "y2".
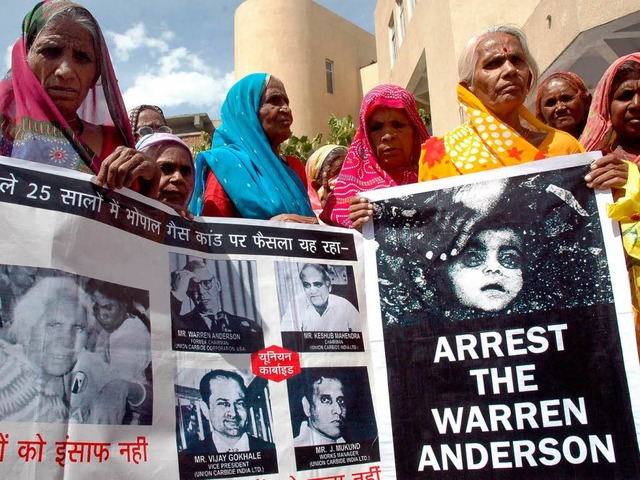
[{"x1": 320, "y1": 84, "x2": 429, "y2": 230}]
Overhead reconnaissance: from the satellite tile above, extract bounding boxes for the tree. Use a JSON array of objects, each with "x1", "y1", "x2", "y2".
[
  {"x1": 280, "y1": 114, "x2": 357, "y2": 163},
  {"x1": 190, "y1": 131, "x2": 212, "y2": 157}
]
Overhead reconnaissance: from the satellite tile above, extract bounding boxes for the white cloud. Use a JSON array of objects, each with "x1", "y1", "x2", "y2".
[
  {"x1": 4, "y1": 44, "x2": 12, "y2": 71},
  {"x1": 123, "y1": 70, "x2": 234, "y2": 113},
  {"x1": 106, "y1": 23, "x2": 169, "y2": 62},
  {"x1": 108, "y1": 23, "x2": 234, "y2": 117}
]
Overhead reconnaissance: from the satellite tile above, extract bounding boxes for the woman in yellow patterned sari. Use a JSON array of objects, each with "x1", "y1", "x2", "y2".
[{"x1": 419, "y1": 25, "x2": 583, "y2": 181}]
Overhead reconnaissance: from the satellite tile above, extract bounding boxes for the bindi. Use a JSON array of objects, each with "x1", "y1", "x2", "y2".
[{"x1": 502, "y1": 47, "x2": 508, "y2": 53}]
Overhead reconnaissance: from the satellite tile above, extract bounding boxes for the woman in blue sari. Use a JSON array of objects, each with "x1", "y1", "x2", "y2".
[{"x1": 190, "y1": 73, "x2": 315, "y2": 222}]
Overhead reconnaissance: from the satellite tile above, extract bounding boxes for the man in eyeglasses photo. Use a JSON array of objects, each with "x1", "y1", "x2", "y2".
[{"x1": 170, "y1": 258, "x2": 262, "y2": 351}]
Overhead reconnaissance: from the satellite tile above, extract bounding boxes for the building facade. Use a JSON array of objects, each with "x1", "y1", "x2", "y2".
[
  {"x1": 372, "y1": 0, "x2": 640, "y2": 135},
  {"x1": 235, "y1": 0, "x2": 376, "y2": 138}
]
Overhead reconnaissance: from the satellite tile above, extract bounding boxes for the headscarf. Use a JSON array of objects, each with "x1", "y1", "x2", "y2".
[
  {"x1": 580, "y1": 53, "x2": 640, "y2": 153},
  {"x1": 535, "y1": 71, "x2": 590, "y2": 122},
  {"x1": 190, "y1": 73, "x2": 313, "y2": 219},
  {"x1": 321, "y1": 84, "x2": 429, "y2": 227},
  {"x1": 418, "y1": 84, "x2": 583, "y2": 182},
  {"x1": 135, "y1": 132, "x2": 192, "y2": 160},
  {"x1": 128, "y1": 105, "x2": 166, "y2": 135},
  {"x1": 305, "y1": 144, "x2": 346, "y2": 215},
  {"x1": 0, "y1": 0, "x2": 133, "y2": 173}
]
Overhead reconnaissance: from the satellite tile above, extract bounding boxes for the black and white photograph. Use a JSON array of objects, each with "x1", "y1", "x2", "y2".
[
  {"x1": 174, "y1": 367, "x2": 278, "y2": 478},
  {"x1": 276, "y1": 262, "x2": 363, "y2": 352},
  {"x1": 0, "y1": 265, "x2": 152, "y2": 425},
  {"x1": 369, "y1": 164, "x2": 640, "y2": 479},
  {"x1": 286, "y1": 367, "x2": 379, "y2": 471},
  {"x1": 170, "y1": 254, "x2": 264, "y2": 354}
]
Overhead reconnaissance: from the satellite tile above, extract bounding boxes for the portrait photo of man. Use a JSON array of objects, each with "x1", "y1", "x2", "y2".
[
  {"x1": 170, "y1": 254, "x2": 263, "y2": 353},
  {"x1": 287, "y1": 367, "x2": 380, "y2": 471},
  {"x1": 278, "y1": 263, "x2": 360, "y2": 333},
  {"x1": 175, "y1": 367, "x2": 278, "y2": 478},
  {"x1": 189, "y1": 370, "x2": 274, "y2": 453},
  {"x1": 295, "y1": 370, "x2": 347, "y2": 446}
]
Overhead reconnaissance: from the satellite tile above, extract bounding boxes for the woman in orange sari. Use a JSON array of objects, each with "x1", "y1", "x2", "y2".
[{"x1": 419, "y1": 25, "x2": 582, "y2": 182}]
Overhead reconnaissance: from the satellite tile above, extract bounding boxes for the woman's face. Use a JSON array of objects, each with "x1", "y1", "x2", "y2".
[
  {"x1": 26, "y1": 296, "x2": 88, "y2": 378},
  {"x1": 610, "y1": 72, "x2": 640, "y2": 146},
  {"x1": 27, "y1": 18, "x2": 97, "y2": 120},
  {"x1": 367, "y1": 106, "x2": 416, "y2": 171},
  {"x1": 156, "y1": 145, "x2": 194, "y2": 207},
  {"x1": 538, "y1": 78, "x2": 588, "y2": 135},
  {"x1": 447, "y1": 228, "x2": 523, "y2": 312},
  {"x1": 136, "y1": 109, "x2": 167, "y2": 140},
  {"x1": 259, "y1": 77, "x2": 293, "y2": 148},
  {"x1": 468, "y1": 33, "x2": 531, "y2": 119}
]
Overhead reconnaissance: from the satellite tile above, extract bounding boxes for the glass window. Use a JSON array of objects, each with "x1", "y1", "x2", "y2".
[
  {"x1": 325, "y1": 59, "x2": 334, "y2": 94},
  {"x1": 388, "y1": 15, "x2": 396, "y2": 66},
  {"x1": 397, "y1": 0, "x2": 405, "y2": 46}
]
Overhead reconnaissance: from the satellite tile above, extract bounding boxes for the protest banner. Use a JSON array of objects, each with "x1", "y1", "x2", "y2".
[
  {"x1": 0, "y1": 156, "x2": 379, "y2": 480},
  {"x1": 363, "y1": 152, "x2": 640, "y2": 479}
]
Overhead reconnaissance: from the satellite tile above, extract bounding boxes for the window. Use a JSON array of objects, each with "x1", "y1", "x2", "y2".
[
  {"x1": 396, "y1": 0, "x2": 406, "y2": 46},
  {"x1": 325, "y1": 59, "x2": 334, "y2": 94},
  {"x1": 389, "y1": 15, "x2": 397, "y2": 66},
  {"x1": 408, "y1": 0, "x2": 417, "y2": 20}
]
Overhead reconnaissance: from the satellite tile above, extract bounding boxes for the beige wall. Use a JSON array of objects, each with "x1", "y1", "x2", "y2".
[
  {"x1": 373, "y1": 0, "x2": 640, "y2": 135},
  {"x1": 235, "y1": 0, "x2": 376, "y2": 138}
]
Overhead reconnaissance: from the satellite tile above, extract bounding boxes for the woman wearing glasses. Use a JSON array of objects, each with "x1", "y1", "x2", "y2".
[{"x1": 128, "y1": 104, "x2": 172, "y2": 141}]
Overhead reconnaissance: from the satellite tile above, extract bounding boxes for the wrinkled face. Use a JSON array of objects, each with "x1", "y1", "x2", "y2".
[
  {"x1": 301, "y1": 267, "x2": 331, "y2": 310},
  {"x1": 447, "y1": 228, "x2": 523, "y2": 312},
  {"x1": 156, "y1": 145, "x2": 194, "y2": 207},
  {"x1": 367, "y1": 106, "x2": 416, "y2": 171},
  {"x1": 26, "y1": 295, "x2": 88, "y2": 377},
  {"x1": 135, "y1": 109, "x2": 168, "y2": 139},
  {"x1": 610, "y1": 73, "x2": 640, "y2": 145},
  {"x1": 186, "y1": 265, "x2": 221, "y2": 314},
  {"x1": 92, "y1": 291, "x2": 127, "y2": 333},
  {"x1": 208, "y1": 377, "x2": 247, "y2": 439},
  {"x1": 303, "y1": 377, "x2": 346, "y2": 440},
  {"x1": 258, "y1": 77, "x2": 293, "y2": 148},
  {"x1": 27, "y1": 18, "x2": 97, "y2": 120},
  {"x1": 538, "y1": 79, "x2": 588, "y2": 135},
  {"x1": 468, "y1": 33, "x2": 532, "y2": 118}
]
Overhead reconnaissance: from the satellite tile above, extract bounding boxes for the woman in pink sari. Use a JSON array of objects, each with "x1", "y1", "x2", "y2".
[
  {"x1": 0, "y1": 0, "x2": 158, "y2": 195},
  {"x1": 320, "y1": 84, "x2": 429, "y2": 229}
]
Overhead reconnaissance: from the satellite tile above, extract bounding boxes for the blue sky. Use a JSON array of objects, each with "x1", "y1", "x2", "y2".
[{"x1": 2, "y1": 0, "x2": 377, "y2": 119}]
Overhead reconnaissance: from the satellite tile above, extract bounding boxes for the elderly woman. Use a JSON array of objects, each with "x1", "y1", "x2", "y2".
[
  {"x1": 305, "y1": 144, "x2": 348, "y2": 215},
  {"x1": 418, "y1": 25, "x2": 583, "y2": 182},
  {"x1": 580, "y1": 53, "x2": 640, "y2": 347},
  {"x1": 320, "y1": 85, "x2": 430, "y2": 229},
  {"x1": 0, "y1": 277, "x2": 90, "y2": 422},
  {"x1": 535, "y1": 71, "x2": 592, "y2": 139},
  {"x1": 0, "y1": 0, "x2": 158, "y2": 195},
  {"x1": 136, "y1": 133, "x2": 195, "y2": 208},
  {"x1": 190, "y1": 73, "x2": 315, "y2": 222},
  {"x1": 129, "y1": 104, "x2": 172, "y2": 142}
]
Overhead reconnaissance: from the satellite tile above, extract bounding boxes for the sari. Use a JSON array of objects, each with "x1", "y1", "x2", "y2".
[
  {"x1": 0, "y1": 0, "x2": 132, "y2": 174},
  {"x1": 190, "y1": 73, "x2": 313, "y2": 219},
  {"x1": 305, "y1": 144, "x2": 344, "y2": 215},
  {"x1": 418, "y1": 84, "x2": 583, "y2": 182},
  {"x1": 580, "y1": 53, "x2": 640, "y2": 348},
  {"x1": 320, "y1": 84, "x2": 430, "y2": 228}
]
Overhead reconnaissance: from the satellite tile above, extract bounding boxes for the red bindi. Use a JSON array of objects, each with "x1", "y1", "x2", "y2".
[{"x1": 503, "y1": 47, "x2": 508, "y2": 52}]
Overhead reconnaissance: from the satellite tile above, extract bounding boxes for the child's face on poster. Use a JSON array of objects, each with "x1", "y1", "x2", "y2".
[{"x1": 447, "y1": 228, "x2": 523, "y2": 312}]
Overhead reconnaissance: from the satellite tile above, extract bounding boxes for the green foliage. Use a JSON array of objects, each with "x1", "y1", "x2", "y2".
[
  {"x1": 280, "y1": 114, "x2": 357, "y2": 163},
  {"x1": 418, "y1": 108, "x2": 432, "y2": 128},
  {"x1": 191, "y1": 131, "x2": 212, "y2": 157},
  {"x1": 279, "y1": 133, "x2": 324, "y2": 163},
  {"x1": 327, "y1": 114, "x2": 356, "y2": 146}
]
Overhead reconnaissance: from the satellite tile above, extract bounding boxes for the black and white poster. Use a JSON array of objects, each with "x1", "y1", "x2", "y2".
[{"x1": 364, "y1": 153, "x2": 640, "y2": 479}]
